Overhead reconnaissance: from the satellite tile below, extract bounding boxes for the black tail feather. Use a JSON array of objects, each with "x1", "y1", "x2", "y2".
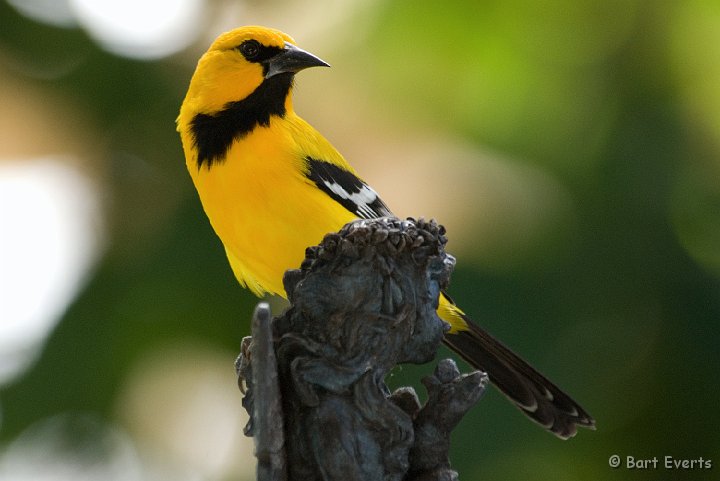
[{"x1": 443, "y1": 316, "x2": 595, "y2": 439}]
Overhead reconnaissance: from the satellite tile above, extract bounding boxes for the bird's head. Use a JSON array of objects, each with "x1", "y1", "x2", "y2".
[
  {"x1": 180, "y1": 26, "x2": 329, "y2": 116},
  {"x1": 178, "y1": 26, "x2": 330, "y2": 168}
]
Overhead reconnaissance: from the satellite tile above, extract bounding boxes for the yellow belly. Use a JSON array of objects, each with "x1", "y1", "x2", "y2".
[{"x1": 189, "y1": 126, "x2": 356, "y2": 297}]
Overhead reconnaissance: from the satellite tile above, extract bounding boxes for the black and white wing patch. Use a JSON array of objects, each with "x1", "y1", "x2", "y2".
[{"x1": 305, "y1": 157, "x2": 392, "y2": 219}]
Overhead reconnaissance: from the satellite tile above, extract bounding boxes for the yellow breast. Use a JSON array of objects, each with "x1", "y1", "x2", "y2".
[{"x1": 186, "y1": 113, "x2": 357, "y2": 297}]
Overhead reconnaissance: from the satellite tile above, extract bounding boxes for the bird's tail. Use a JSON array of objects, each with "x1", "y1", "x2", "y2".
[{"x1": 439, "y1": 297, "x2": 595, "y2": 439}]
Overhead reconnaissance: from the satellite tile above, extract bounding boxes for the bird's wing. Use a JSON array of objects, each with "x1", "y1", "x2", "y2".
[{"x1": 304, "y1": 157, "x2": 392, "y2": 219}]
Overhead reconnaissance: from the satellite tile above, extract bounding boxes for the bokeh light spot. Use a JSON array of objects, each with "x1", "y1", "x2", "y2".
[
  {"x1": 6, "y1": 0, "x2": 77, "y2": 28},
  {"x1": 671, "y1": 160, "x2": 720, "y2": 274},
  {"x1": 116, "y1": 343, "x2": 255, "y2": 480},
  {"x1": 0, "y1": 158, "x2": 103, "y2": 385},
  {"x1": 0, "y1": 413, "x2": 142, "y2": 481},
  {"x1": 68, "y1": 0, "x2": 206, "y2": 59}
]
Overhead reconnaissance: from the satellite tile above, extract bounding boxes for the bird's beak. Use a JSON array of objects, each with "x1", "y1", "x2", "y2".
[{"x1": 264, "y1": 42, "x2": 330, "y2": 79}]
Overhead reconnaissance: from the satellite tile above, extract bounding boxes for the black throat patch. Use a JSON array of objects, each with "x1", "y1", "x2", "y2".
[{"x1": 189, "y1": 73, "x2": 294, "y2": 169}]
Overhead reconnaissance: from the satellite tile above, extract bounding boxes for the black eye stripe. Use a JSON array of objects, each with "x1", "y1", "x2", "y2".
[{"x1": 236, "y1": 40, "x2": 284, "y2": 63}]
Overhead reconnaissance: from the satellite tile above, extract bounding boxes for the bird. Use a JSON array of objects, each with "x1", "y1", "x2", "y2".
[{"x1": 177, "y1": 26, "x2": 595, "y2": 439}]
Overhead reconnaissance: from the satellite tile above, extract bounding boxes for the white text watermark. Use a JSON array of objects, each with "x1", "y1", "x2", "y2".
[{"x1": 608, "y1": 455, "x2": 712, "y2": 470}]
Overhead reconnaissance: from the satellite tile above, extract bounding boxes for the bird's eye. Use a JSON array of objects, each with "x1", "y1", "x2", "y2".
[{"x1": 239, "y1": 40, "x2": 261, "y2": 60}]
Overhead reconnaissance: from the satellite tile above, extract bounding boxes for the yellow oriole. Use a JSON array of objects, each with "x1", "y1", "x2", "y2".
[{"x1": 178, "y1": 26, "x2": 594, "y2": 438}]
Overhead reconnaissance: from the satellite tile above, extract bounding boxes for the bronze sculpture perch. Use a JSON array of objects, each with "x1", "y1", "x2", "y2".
[{"x1": 237, "y1": 217, "x2": 487, "y2": 481}]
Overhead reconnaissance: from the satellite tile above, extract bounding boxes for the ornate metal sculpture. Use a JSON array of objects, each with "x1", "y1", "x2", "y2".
[{"x1": 238, "y1": 218, "x2": 487, "y2": 481}]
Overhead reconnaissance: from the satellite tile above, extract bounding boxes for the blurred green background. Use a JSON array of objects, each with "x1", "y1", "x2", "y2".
[{"x1": 1, "y1": 0, "x2": 719, "y2": 480}]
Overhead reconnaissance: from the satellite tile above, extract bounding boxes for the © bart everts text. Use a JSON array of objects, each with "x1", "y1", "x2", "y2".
[{"x1": 619, "y1": 455, "x2": 712, "y2": 470}]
